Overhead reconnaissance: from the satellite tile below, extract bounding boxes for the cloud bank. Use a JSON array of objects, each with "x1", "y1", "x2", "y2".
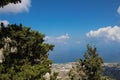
[
  {"x1": 0, "y1": 0, "x2": 31, "y2": 14},
  {"x1": 44, "y1": 34, "x2": 70, "y2": 44},
  {"x1": 86, "y1": 26, "x2": 120, "y2": 42},
  {"x1": 117, "y1": 6, "x2": 120, "y2": 15},
  {"x1": 0, "y1": 20, "x2": 9, "y2": 27}
]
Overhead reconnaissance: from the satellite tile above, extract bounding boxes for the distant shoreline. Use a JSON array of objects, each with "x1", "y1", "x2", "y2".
[
  {"x1": 51, "y1": 62, "x2": 120, "y2": 80},
  {"x1": 53, "y1": 62, "x2": 120, "y2": 65}
]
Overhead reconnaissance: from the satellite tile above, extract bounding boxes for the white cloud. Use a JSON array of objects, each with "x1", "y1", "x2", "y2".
[
  {"x1": 0, "y1": 20, "x2": 9, "y2": 27},
  {"x1": 44, "y1": 34, "x2": 70, "y2": 44},
  {"x1": 56, "y1": 34, "x2": 70, "y2": 40},
  {"x1": 86, "y1": 26, "x2": 120, "y2": 42},
  {"x1": 117, "y1": 6, "x2": 120, "y2": 15},
  {"x1": 0, "y1": 0, "x2": 31, "y2": 14}
]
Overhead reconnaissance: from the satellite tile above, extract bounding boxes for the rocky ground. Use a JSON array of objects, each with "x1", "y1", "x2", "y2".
[
  {"x1": 51, "y1": 62, "x2": 120, "y2": 80},
  {"x1": 51, "y1": 62, "x2": 75, "y2": 80}
]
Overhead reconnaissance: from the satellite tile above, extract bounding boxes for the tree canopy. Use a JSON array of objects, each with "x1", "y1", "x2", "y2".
[
  {"x1": 0, "y1": 0, "x2": 21, "y2": 7},
  {"x1": 0, "y1": 23, "x2": 54, "y2": 80}
]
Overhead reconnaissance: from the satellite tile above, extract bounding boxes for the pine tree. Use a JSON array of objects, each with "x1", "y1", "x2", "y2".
[
  {"x1": 0, "y1": 0, "x2": 21, "y2": 7},
  {"x1": 0, "y1": 23, "x2": 54, "y2": 80},
  {"x1": 68, "y1": 44, "x2": 111, "y2": 80}
]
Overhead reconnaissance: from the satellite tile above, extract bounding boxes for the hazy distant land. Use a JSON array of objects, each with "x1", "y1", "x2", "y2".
[{"x1": 51, "y1": 62, "x2": 120, "y2": 80}]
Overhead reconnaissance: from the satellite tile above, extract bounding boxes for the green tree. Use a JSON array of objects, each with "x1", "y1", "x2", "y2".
[
  {"x1": 0, "y1": 23, "x2": 54, "y2": 80},
  {"x1": 68, "y1": 44, "x2": 111, "y2": 80},
  {"x1": 0, "y1": 0, "x2": 21, "y2": 7}
]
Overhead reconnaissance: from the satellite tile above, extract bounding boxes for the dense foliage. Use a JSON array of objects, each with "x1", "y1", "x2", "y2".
[
  {"x1": 0, "y1": 23, "x2": 54, "y2": 80},
  {"x1": 0, "y1": 0, "x2": 21, "y2": 7},
  {"x1": 68, "y1": 45, "x2": 112, "y2": 80}
]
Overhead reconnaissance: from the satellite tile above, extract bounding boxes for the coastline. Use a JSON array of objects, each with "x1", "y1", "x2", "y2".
[{"x1": 51, "y1": 62, "x2": 120, "y2": 80}]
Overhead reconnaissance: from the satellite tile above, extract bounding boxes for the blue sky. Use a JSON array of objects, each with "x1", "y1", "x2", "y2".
[{"x1": 0, "y1": 0, "x2": 120, "y2": 63}]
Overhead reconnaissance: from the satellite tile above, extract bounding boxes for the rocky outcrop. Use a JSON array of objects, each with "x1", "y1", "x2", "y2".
[
  {"x1": 51, "y1": 62, "x2": 75, "y2": 80},
  {"x1": 0, "y1": 48, "x2": 3, "y2": 63}
]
